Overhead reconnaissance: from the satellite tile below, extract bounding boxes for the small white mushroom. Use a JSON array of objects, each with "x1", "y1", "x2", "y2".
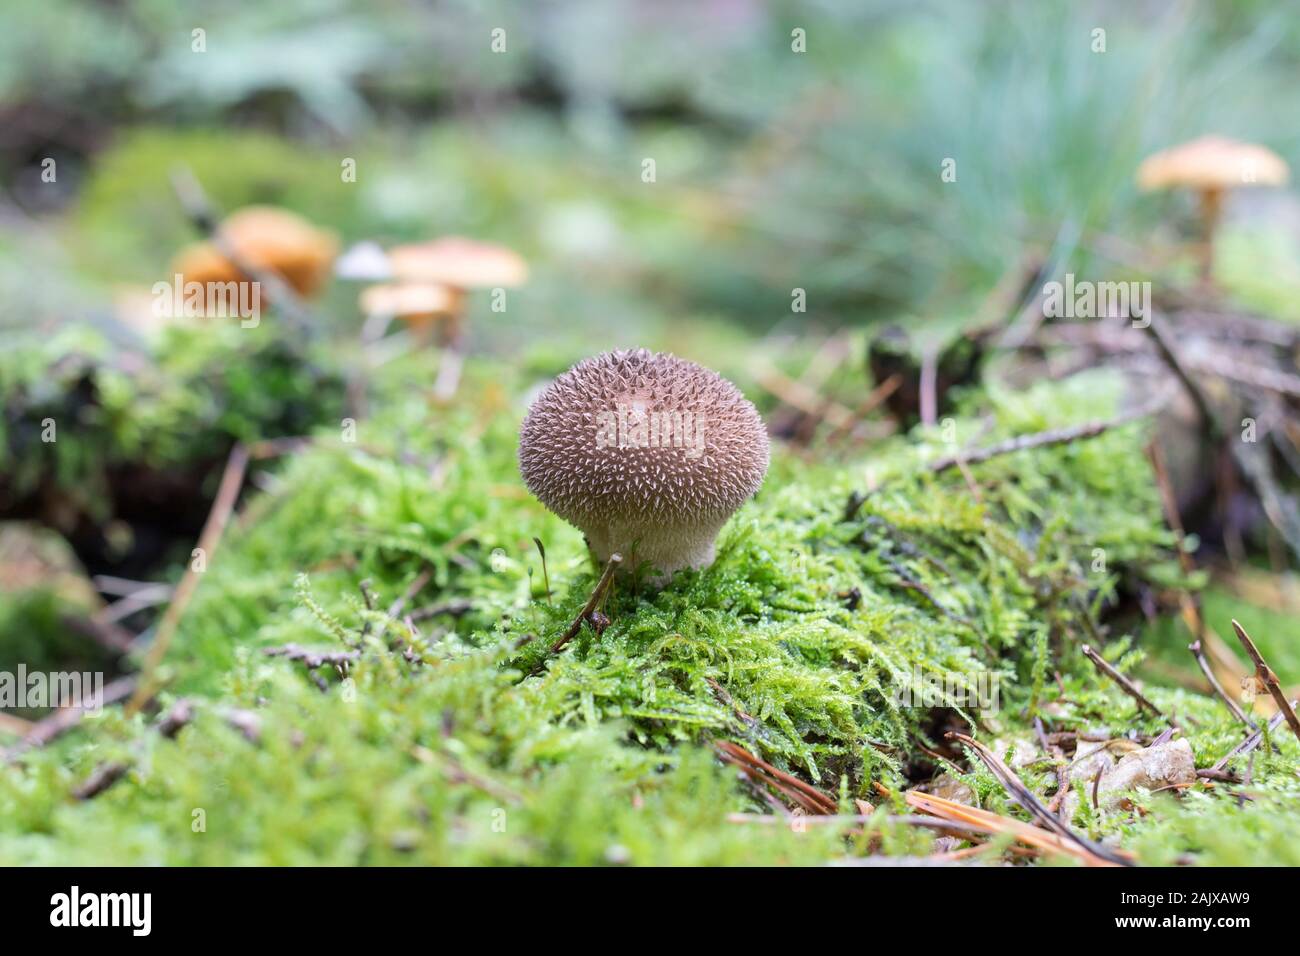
[{"x1": 518, "y1": 349, "x2": 770, "y2": 583}]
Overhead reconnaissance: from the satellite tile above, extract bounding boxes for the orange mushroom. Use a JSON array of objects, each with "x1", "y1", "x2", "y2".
[
  {"x1": 171, "y1": 206, "x2": 339, "y2": 310},
  {"x1": 358, "y1": 282, "x2": 459, "y2": 336},
  {"x1": 1137, "y1": 136, "x2": 1290, "y2": 282}
]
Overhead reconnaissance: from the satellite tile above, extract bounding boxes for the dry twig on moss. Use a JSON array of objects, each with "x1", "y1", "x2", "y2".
[
  {"x1": 3, "y1": 675, "x2": 138, "y2": 763},
  {"x1": 947, "y1": 732, "x2": 1133, "y2": 867},
  {"x1": 713, "y1": 740, "x2": 837, "y2": 816},
  {"x1": 1230, "y1": 620, "x2": 1300, "y2": 742},
  {"x1": 926, "y1": 402, "x2": 1158, "y2": 476},
  {"x1": 1081, "y1": 644, "x2": 1172, "y2": 726},
  {"x1": 1211, "y1": 701, "x2": 1298, "y2": 773}
]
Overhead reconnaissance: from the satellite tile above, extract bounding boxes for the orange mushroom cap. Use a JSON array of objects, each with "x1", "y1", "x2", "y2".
[
  {"x1": 388, "y1": 237, "x2": 528, "y2": 289},
  {"x1": 359, "y1": 283, "x2": 461, "y2": 324},
  {"x1": 1137, "y1": 136, "x2": 1290, "y2": 192},
  {"x1": 171, "y1": 206, "x2": 339, "y2": 299}
]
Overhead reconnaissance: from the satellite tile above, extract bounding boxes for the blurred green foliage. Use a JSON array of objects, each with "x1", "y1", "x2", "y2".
[{"x1": 3, "y1": 0, "x2": 1300, "y2": 866}]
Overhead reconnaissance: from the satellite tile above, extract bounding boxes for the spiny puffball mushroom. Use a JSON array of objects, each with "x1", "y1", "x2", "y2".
[{"x1": 519, "y1": 349, "x2": 769, "y2": 582}]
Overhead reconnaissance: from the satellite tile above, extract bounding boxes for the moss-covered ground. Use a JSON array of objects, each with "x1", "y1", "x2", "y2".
[{"x1": 3, "y1": 330, "x2": 1296, "y2": 866}]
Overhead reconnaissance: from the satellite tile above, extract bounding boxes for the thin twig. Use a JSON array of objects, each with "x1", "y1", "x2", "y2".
[
  {"x1": 927, "y1": 404, "x2": 1158, "y2": 475},
  {"x1": 549, "y1": 554, "x2": 621, "y2": 655},
  {"x1": 62, "y1": 614, "x2": 135, "y2": 655},
  {"x1": 387, "y1": 567, "x2": 432, "y2": 619},
  {"x1": 432, "y1": 336, "x2": 467, "y2": 402},
  {"x1": 519, "y1": 554, "x2": 623, "y2": 674},
  {"x1": 713, "y1": 740, "x2": 837, "y2": 815},
  {"x1": 72, "y1": 761, "x2": 130, "y2": 801},
  {"x1": 752, "y1": 359, "x2": 859, "y2": 434},
  {"x1": 127, "y1": 443, "x2": 250, "y2": 714},
  {"x1": 1189, "y1": 640, "x2": 1253, "y2": 728},
  {"x1": 3, "y1": 675, "x2": 138, "y2": 762},
  {"x1": 1081, "y1": 644, "x2": 1171, "y2": 725},
  {"x1": 1230, "y1": 620, "x2": 1300, "y2": 742},
  {"x1": 263, "y1": 644, "x2": 361, "y2": 669},
  {"x1": 1141, "y1": 310, "x2": 1220, "y2": 438},
  {"x1": 1211, "y1": 702, "x2": 1298, "y2": 773},
  {"x1": 918, "y1": 343, "x2": 938, "y2": 427},
  {"x1": 408, "y1": 599, "x2": 474, "y2": 622},
  {"x1": 947, "y1": 732, "x2": 1133, "y2": 867}
]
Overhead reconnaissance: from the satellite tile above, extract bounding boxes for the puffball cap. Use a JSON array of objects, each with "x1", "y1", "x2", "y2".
[
  {"x1": 390, "y1": 237, "x2": 528, "y2": 289},
  {"x1": 1137, "y1": 136, "x2": 1289, "y2": 192},
  {"x1": 518, "y1": 349, "x2": 770, "y2": 529}
]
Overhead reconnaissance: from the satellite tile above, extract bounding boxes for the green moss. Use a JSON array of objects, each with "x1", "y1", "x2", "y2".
[{"x1": 3, "y1": 349, "x2": 1296, "y2": 865}]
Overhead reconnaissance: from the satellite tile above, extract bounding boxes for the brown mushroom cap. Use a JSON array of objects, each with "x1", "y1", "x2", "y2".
[
  {"x1": 359, "y1": 283, "x2": 460, "y2": 322},
  {"x1": 1137, "y1": 136, "x2": 1290, "y2": 192},
  {"x1": 389, "y1": 237, "x2": 528, "y2": 289},
  {"x1": 518, "y1": 349, "x2": 769, "y2": 580},
  {"x1": 171, "y1": 206, "x2": 339, "y2": 298}
]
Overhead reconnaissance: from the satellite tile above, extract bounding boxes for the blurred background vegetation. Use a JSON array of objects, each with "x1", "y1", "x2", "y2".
[
  {"x1": 2, "y1": 0, "x2": 1300, "y2": 865},
  {"x1": 4, "y1": 0, "x2": 1299, "y2": 345}
]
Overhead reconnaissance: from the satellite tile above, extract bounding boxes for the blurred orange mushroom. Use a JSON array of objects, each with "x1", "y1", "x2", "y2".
[
  {"x1": 358, "y1": 282, "x2": 459, "y2": 335},
  {"x1": 388, "y1": 237, "x2": 529, "y2": 291},
  {"x1": 171, "y1": 206, "x2": 339, "y2": 309},
  {"x1": 1137, "y1": 136, "x2": 1290, "y2": 282}
]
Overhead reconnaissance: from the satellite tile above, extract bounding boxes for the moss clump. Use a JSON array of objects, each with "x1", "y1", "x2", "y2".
[
  {"x1": 2, "y1": 354, "x2": 1296, "y2": 865},
  {"x1": 0, "y1": 322, "x2": 345, "y2": 524}
]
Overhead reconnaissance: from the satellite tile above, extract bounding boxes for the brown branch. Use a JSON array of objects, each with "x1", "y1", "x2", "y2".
[
  {"x1": 386, "y1": 567, "x2": 432, "y2": 619},
  {"x1": 61, "y1": 614, "x2": 135, "y2": 655},
  {"x1": 918, "y1": 344, "x2": 938, "y2": 427},
  {"x1": 752, "y1": 359, "x2": 859, "y2": 434},
  {"x1": 946, "y1": 732, "x2": 1132, "y2": 867},
  {"x1": 0, "y1": 712, "x2": 34, "y2": 736},
  {"x1": 127, "y1": 442, "x2": 250, "y2": 714},
  {"x1": 156, "y1": 699, "x2": 195, "y2": 739},
  {"x1": 1189, "y1": 640, "x2": 1253, "y2": 728},
  {"x1": 3, "y1": 675, "x2": 138, "y2": 763},
  {"x1": 408, "y1": 599, "x2": 475, "y2": 622},
  {"x1": 518, "y1": 554, "x2": 623, "y2": 675},
  {"x1": 827, "y1": 373, "x2": 901, "y2": 445},
  {"x1": 713, "y1": 739, "x2": 838, "y2": 815},
  {"x1": 1211, "y1": 701, "x2": 1298, "y2": 772},
  {"x1": 927, "y1": 404, "x2": 1156, "y2": 476},
  {"x1": 1230, "y1": 620, "x2": 1300, "y2": 742},
  {"x1": 549, "y1": 553, "x2": 621, "y2": 655},
  {"x1": 72, "y1": 760, "x2": 130, "y2": 800},
  {"x1": 1141, "y1": 310, "x2": 1221, "y2": 438},
  {"x1": 263, "y1": 644, "x2": 361, "y2": 669},
  {"x1": 1081, "y1": 644, "x2": 1171, "y2": 724}
]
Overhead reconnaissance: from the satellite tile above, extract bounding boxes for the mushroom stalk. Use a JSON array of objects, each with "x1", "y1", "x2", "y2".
[
  {"x1": 583, "y1": 517, "x2": 728, "y2": 577},
  {"x1": 1198, "y1": 186, "x2": 1223, "y2": 284}
]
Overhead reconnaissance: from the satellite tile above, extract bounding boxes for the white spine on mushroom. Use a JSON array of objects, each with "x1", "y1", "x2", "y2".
[{"x1": 519, "y1": 349, "x2": 770, "y2": 582}]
